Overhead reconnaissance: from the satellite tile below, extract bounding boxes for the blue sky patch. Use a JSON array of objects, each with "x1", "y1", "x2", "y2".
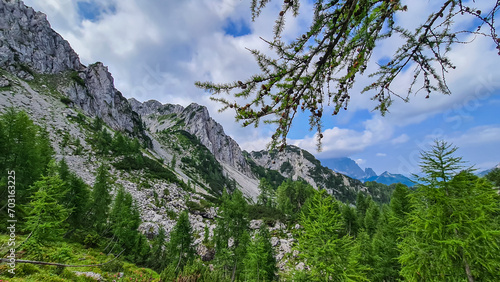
[
  {"x1": 223, "y1": 18, "x2": 251, "y2": 37},
  {"x1": 77, "y1": 1, "x2": 116, "y2": 22}
]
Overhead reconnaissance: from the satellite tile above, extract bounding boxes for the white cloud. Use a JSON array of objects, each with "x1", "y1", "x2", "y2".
[
  {"x1": 391, "y1": 134, "x2": 410, "y2": 145},
  {"x1": 290, "y1": 116, "x2": 394, "y2": 158},
  {"x1": 450, "y1": 125, "x2": 500, "y2": 146},
  {"x1": 20, "y1": 0, "x2": 500, "y2": 170},
  {"x1": 355, "y1": 159, "x2": 366, "y2": 166},
  {"x1": 376, "y1": 153, "x2": 387, "y2": 157}
]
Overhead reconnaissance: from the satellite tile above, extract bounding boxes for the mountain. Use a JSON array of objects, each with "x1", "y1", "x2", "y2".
[
  {"x1": 320, "y1": 156, "x2": 416, "y2": 186},
  {"x1": 364, "y1": 167, "x2": 378, "y2": 178},
  {"x1": 319, "y1": 157, "x2": 369, "y2": 179},
  {"x1": 0, "y1": 0, "x2": 371, "y2": 231},
  {"x1": 248, "y1": 146, "x2": 367, "y2": 203},
  {"x1": 129, "y1": 98, "x2": 260, "y2": 199},
  {"x1": 365, "y1": 171, "x2": 415, "y2": 187},
  {"x1": 478, "y1": 163, "x2": 500, "y2": 177}
]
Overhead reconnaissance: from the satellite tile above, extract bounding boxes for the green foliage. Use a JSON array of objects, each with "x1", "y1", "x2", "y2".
[
  {"x1": 485, "y1": 167, "x2": 500, "y2": 187},
  {"x1": 417, "y1": 140, "x2": 467, "y2": 186},
  {"x1": 167, "y1": 210, "x2": 196, "y2": 275},
  {"x1": 109, "y1": 187, "x2": 142, "y2": 256},
  {"x1": 257, "y1": 178, "x2": 276, "y2": 208},
  {"x1": 276, "y1": 179, "x2": 314, "y2": 219},
  {"x1": 59, "y1": 96, "x2": 73, "y2": 105},
  {"x1": 295, "y1": 190, "x2": 368, "y2": 281},
  {"x1": 25, "y1": 161, "x2": 69, "y2": 244},
  {"x1": 243, "y1": 224, "x2": 277, "y2": 281},
  {"x1": 399, "y1": 142, "x2": 500, "y2": 281},
  {"x1": 245, "y1": 152, "x2": 286, "y2": 189},
  {"x1": 363, "y1": 181, "x2": 395, "y2": 204},
  {"x1": 196, "y1": 1, "x2": 500, "y2": 149},
  {"x1": 0, "y1": 109, "x2": 53, "y2": 219},
  {"x1": 90, "y1": 164, "x2": 113, "y2": 233},
  {"x1": 69, "y1": 71, "x2": 85, "y2": 87},
  {"x1": 176, "y1": 130, "x2": 232, "y2": 195},
  {"x1": 58, "y1": 159, "x2": 91, "y2": 230},
  {"x1": 214, "y1": 189, "x2": 250, "y2": 280}
]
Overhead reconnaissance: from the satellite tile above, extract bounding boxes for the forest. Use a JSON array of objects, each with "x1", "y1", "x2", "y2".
[{"x1": 0, "y1": 108, "x2": 499, "y2": 281}]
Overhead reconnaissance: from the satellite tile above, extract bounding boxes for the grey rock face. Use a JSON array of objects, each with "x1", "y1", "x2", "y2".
[
  {"x1": 64, "y1": 63, "x2": 143, "y2": 134},
  {"x1": 250, "y1": 145, "x2": 367, "y2": 200},
  {"x1": 0, "y1": 0, "x2": 82, "y2": 74},
  {"x1": 130, "y1": 99, "x2": 255, "y2": 179}
]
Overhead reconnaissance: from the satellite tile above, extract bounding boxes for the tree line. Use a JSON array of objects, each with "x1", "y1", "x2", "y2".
[{"x1": 1, "y1": 109, "x2": 499, "y2": 281}]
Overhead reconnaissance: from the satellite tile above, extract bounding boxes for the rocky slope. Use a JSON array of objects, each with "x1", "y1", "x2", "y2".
[
  {"x1": 0, "y1": 0, "x2": 376, "y2": 267},
  {"x1": 248, "y1": 146, "x2": 367, "y2": 203},
  {"x1": 129, "y1": 98, "x2": 260, "y2": 199}
]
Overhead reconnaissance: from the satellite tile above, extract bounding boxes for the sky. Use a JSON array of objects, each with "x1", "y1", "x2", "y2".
[{"x1": 23, "y1": 0, "x2": 500, "y2": 176}]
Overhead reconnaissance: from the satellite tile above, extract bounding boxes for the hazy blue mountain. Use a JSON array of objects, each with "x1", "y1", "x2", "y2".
[
  {"x1": 478, "y1": 163, "x2": 500, "y2": 177},
  {"x1": 320, "y1": 157, "x2": 371, "y2": 179},
  {"x1": 365, "y1": 171, "x2": 415, "y2": 187},
  {"x1": 364, "y1": 167, "x2": 378, "y2": 179}
]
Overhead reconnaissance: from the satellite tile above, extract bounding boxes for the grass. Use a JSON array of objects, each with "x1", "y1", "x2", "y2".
[{"x1": 0, "y1": 234, "x2": 160, "y2": 281}]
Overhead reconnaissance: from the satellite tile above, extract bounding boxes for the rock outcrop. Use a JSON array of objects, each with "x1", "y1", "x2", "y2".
[
  {"x1": 0, "y1": 0, "x2": 82, "y2": 75},
  {"x1": 130, "y1": 99, "x2": 260, "y2": 199},
  {"x1": 63, "y1": 63, "x2": 144, "y2": 134},
  {"x1": 249, "y1": 145, "x2": 366, "y2": 202}
]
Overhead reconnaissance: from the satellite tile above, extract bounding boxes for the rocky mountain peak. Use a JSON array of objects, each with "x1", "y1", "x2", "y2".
[
  {"x1": 0, "y1": 0, "x2": 82, "y2": 76},
  {"x1": 249, "y1": 145, "x2": 366, "y2": 202},
  {"x1": 130, "y1": 98, "x2": 258, "y2": 197}
]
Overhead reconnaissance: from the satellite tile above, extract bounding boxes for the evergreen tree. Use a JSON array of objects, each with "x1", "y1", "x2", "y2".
[
  {"x1": 25, "y1": 161, "x2": 69, "y2": 244},
  {"x1": 485, "y1": 167, "x2": 500, "y2": 187},
  {"x1": 363, "y1": 199, "x2": 380, "y2": 237},
  {"x1": 168, "y1": 210, "x2": 195, "y2": 273},
  {"x1": 370, "y1": 184, "x2": 411, "y2": 281},
  {"x1": 257, "y1": 178, "x2": 276, "y2": 208},
  {"x1": 90, "y1": 164, "x2": 113, "y2": 233},
  {"x1": 58, "y1": 159, "x2": 91, "y2": 229},
  {"x1": 109, "y1": 187, "x2": 141, "y2": 255},
  {"x1": 149, "y1": 226, "x2": 167, "y2": 272},
  {"x1": 295, "y1": 190, "x2": 367, "y2": 281},
  {"x1": 355, "y1": 192, "x2": 369, "y2": 228},
  {"x1": 399, "y1": 142, "x2": 500, "y2": 281},
  {"x1": 276, "y1": 179, "x2": 313, "y2": 218},
  {"x1": 214, "y1": 189, "x2": 250, "y2": 280},
  {"x1": 341, "y1": 204, "x2": 359, "y2": 237},
  {"x1": 0, "y1": 109, "x2": 53, "y2": 214},
  {"x1": 243, "y1": 224, "x2": 277, "y2": 281},
  {"x1": 371, "y1": 205, "x2": 402, "y2": 281}
]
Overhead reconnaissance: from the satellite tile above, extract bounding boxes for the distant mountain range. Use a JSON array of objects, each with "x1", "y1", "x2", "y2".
[
  {"x1": 320, "y1": 157, "x2": 415, "y2": 187},
  {"x1": 478, "y1": 163, "x2": 500, "y2": 177}
]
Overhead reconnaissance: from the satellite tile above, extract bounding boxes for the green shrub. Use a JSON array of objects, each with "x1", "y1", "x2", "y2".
[
  {"x1": 186, "y1": 200, "x2": 205, "y2": 213},
  {"x1": 70, "y1": 71, "x2": 85, "y2": 87},
  {"x1": 14, "y1": 263, "x2": 40, "y2": 277},
  {"x1": 60, "y1": 96, "x2": 73, "y2": 105}
]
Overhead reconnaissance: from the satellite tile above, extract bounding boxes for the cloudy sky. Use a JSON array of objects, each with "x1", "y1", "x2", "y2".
[{"x1": 24, "y1": 0, "x2": 500, "y2": 175}]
